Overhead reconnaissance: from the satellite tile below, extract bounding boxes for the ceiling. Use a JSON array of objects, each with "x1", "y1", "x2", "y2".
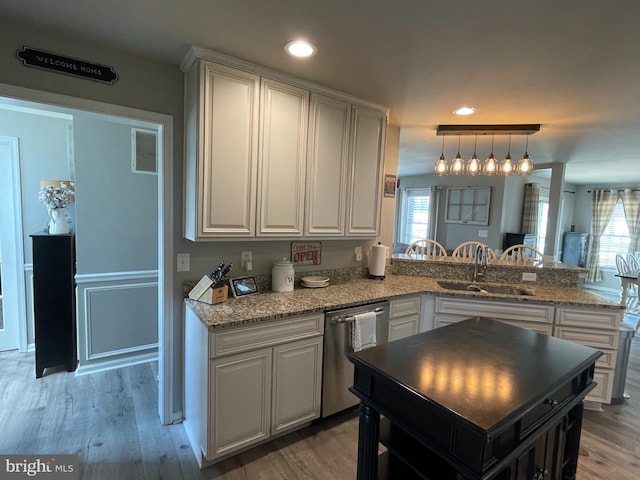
[{"x1": 2, "y1": 0, "x2": 640, "y2": 185}]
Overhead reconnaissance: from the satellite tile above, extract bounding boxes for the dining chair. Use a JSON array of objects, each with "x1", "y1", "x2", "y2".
[
  {"x1": 627, "y1": 253, "x2": 640, "y2": 272},
  {"x1": 500, "y1": 244, "x2": 544, "y2": 263},
  {"x1": 616, "y1": 253, "x2": 630, "y2": 274},
  {"x1": 405, "y1": 239, "x2": 447, "y2": 258},
  {"x1": 451, "y1": 241, "x2": 497, "y2": 260}
]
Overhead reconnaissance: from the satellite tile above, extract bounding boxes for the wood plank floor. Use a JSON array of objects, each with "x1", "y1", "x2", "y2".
[{"x1": 1, "y1": 337, "x2": 639, "y2": 479}]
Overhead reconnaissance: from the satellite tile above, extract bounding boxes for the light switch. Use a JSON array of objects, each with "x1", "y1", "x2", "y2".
[
  {"x1": 478, "y1": 230, "x2": 488, "y2": 238},
  {"x1": 522, "y1": 272, "x2": 537, "y2": 282},
  {"x1": 177, "y1": 253, "x2": 190, "y2": 272}
]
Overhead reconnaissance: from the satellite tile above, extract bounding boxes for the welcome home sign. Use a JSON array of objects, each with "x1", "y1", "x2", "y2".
[{"x1": 16, "y1": 46, "x2": 118, "y2": 84}]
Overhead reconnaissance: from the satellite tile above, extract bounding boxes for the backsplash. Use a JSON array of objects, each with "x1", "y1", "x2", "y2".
[
  {"x1": 391, "y1": 257, "x2": 585, "y2": 288},
  {"x1": 183, "y1": 266, "x2": 370, "y2": 296}
]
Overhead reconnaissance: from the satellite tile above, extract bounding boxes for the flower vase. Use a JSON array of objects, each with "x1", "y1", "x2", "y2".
[{"x1": 48, "y1": 207, "x2": 70, "y2": 234}]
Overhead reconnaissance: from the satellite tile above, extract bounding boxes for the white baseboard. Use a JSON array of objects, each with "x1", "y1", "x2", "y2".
[{"x1": 75, "y1": 351, "x2": 158, "y2": 376}]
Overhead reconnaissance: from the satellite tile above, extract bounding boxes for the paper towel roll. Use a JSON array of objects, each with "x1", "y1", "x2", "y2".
[{"x1": 369, "y1": 243, "x2": 387, "y2": 277}]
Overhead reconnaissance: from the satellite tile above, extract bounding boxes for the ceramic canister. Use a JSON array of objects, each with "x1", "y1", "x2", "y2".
[{"x1": 272, "y1": 258, "x2": 295, "y2": 292}]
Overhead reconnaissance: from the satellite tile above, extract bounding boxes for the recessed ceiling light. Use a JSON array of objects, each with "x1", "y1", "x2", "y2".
[
  {"x1": 284, "y1": 40, "x2": 317, "y2": 58},
  {"x1": 453, "y1": 106, "x2": 476, "y2": 116}
]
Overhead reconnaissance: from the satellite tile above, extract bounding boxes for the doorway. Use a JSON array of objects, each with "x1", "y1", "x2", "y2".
[
  {"x1": 0, "y1": 136, "x2": 23, "y2": 352},
  {"x1": 0, "y1": 83, "x2": 174, "y2": 425}
]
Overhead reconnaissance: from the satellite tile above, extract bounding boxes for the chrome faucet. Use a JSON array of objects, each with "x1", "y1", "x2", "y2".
[{"x1": 472, "y1": 244, "x2": 488, "y2": 283}]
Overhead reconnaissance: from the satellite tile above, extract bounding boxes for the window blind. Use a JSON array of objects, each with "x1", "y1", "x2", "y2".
[
  {"x1": 599, "y1": 200, "x2": 630, "y2": 268},
  {"x1": 400, "y1": 188, "x2": 432, "y2": 244}
]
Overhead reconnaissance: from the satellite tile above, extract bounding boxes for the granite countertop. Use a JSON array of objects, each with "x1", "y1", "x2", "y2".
[{"x1": 185, "y1": 274, "x2": 624, "y2": 329}]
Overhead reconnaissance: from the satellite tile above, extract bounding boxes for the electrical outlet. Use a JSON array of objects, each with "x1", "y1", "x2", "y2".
[
  {"x1": 522, "y1": 272, "x2": 537, "y2": 282},
  {"x1": 478, "y1": 229, "x2": 488, "y2": 238},
  {"x1": 354, "y1": 246, "x2": 363, "y2": 262},
  {"x1": 177, "y1": 253, "x2": 190, "y2": 272},
  {"x1": 241, "y1": 251, "x2": 253, "y2": 270}
]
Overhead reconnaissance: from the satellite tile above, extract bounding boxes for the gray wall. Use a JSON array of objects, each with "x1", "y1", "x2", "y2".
[
  {"x1": 397, "y1": 174, "x2": 507, "y2": 252},
  {"x1": 0, "y1": 18, "x2": 397, "y2": 416},
  {"x1": 0, "y1": 109, "x2": 72, "y2": 263},
  {"x1": 73, "y1": 112, "x2": 158, "y2": 274}
]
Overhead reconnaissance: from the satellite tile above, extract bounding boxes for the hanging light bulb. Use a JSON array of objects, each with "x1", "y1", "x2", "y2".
[
  {"x1": 466, "y1": 134, "x2": 481, "y2": 175},
  {"x1": 500, "y1": 135, "x2": 514, "y2": 175},
  {"x1": 516, "y1": 134, "x2": 534, "y2": 175},
  {"x1": 450, "y1": 135, "x2": 464, "y2": 175},
  {"x1": 434, "y1": 135, "x2": 448, "y2": 175},
  {"x1": 483, "y1": 134, "x2": 498, "y2": 175}
]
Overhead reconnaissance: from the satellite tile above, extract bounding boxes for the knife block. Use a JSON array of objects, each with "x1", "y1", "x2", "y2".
[{"x1": 188, "y1": 275, "x2": 229, "y2": 304}]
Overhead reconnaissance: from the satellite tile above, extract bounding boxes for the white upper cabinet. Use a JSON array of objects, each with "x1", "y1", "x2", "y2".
[
  {"x1": 257, "y1": 79, "x2": 309, "y2": 237},
  {"x1": 347, "y1": 106, "x2": 386, "y2": 236},
  {"x1": 182, "y1": 47, "x2": 387, "y2": 241},
  {"x1": 183, "y1": 60, "x2": 259, "y2": 240},
  {"x1": 305, "y1": 94, "x2": 351, "y2": 236}
]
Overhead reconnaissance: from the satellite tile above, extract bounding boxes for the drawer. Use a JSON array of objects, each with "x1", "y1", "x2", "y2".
[
  {"x1": 434, "y1": 297, "x2": 554, "y2": 323},
  {"x1": 555, "y1": 307, "x2": 622, "y2": 330},
  {"x1": 518, "y1": 378, "x2": 576, "y2": 440},
  {"x1": 433, "y1": 313, "x2": 467, "y2": 329},
  {"x1": 390, "y1": 295, "x2": 421, "y2": 317},
  {"x1": 553, "y1": 326, "x2": 619, "y2": 351},
  {"x1": 210, "y1": 313, "x2": 324, "y2": 358},
  {"x1": 596, "y1": 349, "x2": 616, "y2": 369},
  {"x1": 586, "y1": 368, "x2": 614, "y2": 404},
  {"x1": 495, "y1": 319, "x2": 553, "y2": 336}
]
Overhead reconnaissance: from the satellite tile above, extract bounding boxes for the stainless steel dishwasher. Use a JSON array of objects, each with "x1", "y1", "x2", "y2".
[{"x1": 321, "y1": 300, "x2": 389, "y2": 418}]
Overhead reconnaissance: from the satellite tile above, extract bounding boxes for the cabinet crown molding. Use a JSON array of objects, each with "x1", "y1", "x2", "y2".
[{"x1": 181, "y1": 45, "x2": 389, "y2": 115}]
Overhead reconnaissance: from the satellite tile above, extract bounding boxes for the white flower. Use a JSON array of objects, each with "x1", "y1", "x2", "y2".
[{"x1": 38, "y1": 181, "x2": 75, "y2": 209}]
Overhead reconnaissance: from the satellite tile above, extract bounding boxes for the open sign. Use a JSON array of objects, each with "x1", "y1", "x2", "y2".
[{"x1": 291, "y1": 242, "x2": 322, "y2": 265}]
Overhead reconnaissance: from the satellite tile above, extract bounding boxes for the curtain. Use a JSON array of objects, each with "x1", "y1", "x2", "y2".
[
  {"x1": 621, "y1": 189, "x2": 640, "y2": 253},
  {"x1": 585, "y1": 189, "x2": 619, "y2": 283},
  {"x1": 520, "y1": 183, "x2": 540, "y2": 233}
]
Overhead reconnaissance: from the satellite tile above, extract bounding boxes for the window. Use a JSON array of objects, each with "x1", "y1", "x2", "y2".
[
  {"x1": 537, "y1": 196, "x2": 549, "y2": 253},
  {"x1": 599, "y1": 200, "x2": 630, "y2": 268},
  {"x1": 399, "y1": 188, "x2": 432, "y2": 244}
]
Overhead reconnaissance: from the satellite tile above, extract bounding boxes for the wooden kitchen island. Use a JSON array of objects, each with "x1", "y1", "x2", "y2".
[{"x1": 348, "y1": 317, "x2": 601, "y2": 480}]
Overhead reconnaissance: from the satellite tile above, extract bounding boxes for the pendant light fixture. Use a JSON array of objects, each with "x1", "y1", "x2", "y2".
[
  {"x1": 433, "y1": 124, "x2": 540, "y2": 176},
  {"x1": 516, "y1": 134, "x2": 534, "y2": 175},
  {"x1": 500, "y1": 135, "x2": 514, "y2": 176},
  {"x1": 434, "y1": 135, "x2": 448, "y2": 175},
  {"x1": 466, "y1": 134, "x2": 481, "y2": 175},
  {"x1": 450, "y1": 135, "x2": 464, "y2": 175},
  {"x1": 483, "y1": 134, "x2": 498, "y2": 175}
]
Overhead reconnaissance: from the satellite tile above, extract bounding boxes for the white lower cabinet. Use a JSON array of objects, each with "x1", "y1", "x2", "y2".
[
  {"x1": 554, "y1": 306, "x2": 623, "y2": 405},
  {"x1": 431, "y1": 296, "x2": 623, "y2": 406},
  {"x1": 184, "y1": 306, "x2": 324, "y2": 467},
  {"x1": 271, "y1": 337, "x2": 323, "y2": 434},
  {"x1": 210, "y1": 348, "x2": 272, "y2": 457},
  {"x1": 388, "y1": 296, "x2": 420, "y2": 342}
]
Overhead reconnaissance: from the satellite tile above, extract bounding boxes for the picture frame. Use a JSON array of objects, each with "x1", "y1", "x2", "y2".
[
  {"x1": 229, "y1": 276, "x2": 259, "y2": 297},
  {"x1": 384, "y1": 174, "x2": 397, "y2": 198},
  {"x1": 444, "y1": 186, "x2": 491, "y2": 225}
]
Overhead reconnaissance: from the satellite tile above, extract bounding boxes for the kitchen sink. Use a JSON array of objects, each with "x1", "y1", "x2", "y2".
[{"x1": 436, "y1": 281, "x2": 533, "y2": 296}]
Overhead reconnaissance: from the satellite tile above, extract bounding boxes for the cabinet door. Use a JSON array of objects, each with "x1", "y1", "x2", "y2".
[
  {"x1": 388, "y1": 315, "x2": 419, "y2": 342},
  {"x1": 186, "y1": 61, "x2": 260, "y2": 239},
  {"x1": 305, "y1": 94, "x2": 351, "y2": 236},
  {"x1": 209, "y1": 348, "x2": 272, "y2": 459},
  {"x1": 257, "y1": 78, "x2": 309, "y2": 236},
  {"x1": 346, "y1": 106, "x2": 386, "y2": 236},
  {"x1": 271, "y1": 337, "x2": 323, "y2": 435}
]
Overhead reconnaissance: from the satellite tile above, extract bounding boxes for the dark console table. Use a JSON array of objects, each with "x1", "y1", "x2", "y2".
[
  {"x1": 348, "y1": 317, "x2": 601, "y2": 480},
  {"x1": 31, "y1": 233, "x2": 77, "y2": 378}
]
